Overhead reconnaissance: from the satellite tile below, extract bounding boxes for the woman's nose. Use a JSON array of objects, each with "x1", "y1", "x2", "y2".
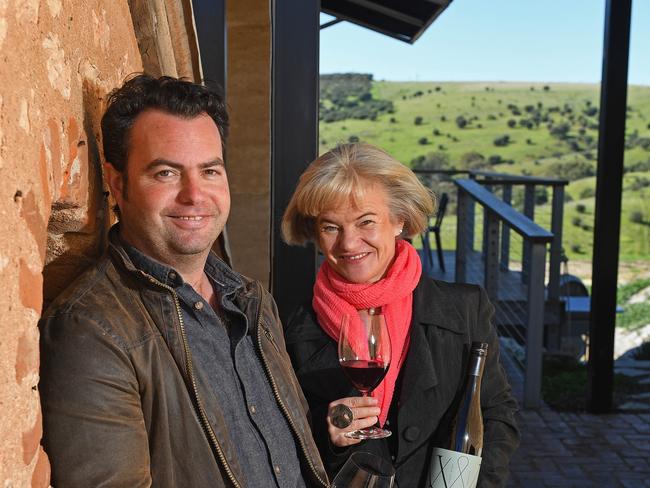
[{"x1": 338, "y1": 228, "x2": 360, "y2": 250}]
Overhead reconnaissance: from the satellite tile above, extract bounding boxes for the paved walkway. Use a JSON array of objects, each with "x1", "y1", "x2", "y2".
[{"x1": 501, "y1": 349, "x2": 650, "y2": 488}]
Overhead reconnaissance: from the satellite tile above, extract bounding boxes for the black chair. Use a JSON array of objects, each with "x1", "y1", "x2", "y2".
[{"x1": 421, "y1": 192, "x2": 448, "y2": 272}]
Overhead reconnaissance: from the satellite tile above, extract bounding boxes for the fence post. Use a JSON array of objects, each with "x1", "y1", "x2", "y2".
[
  {"x1": 521, "y1": 184, "x2": 536, "y2": 282},
  {"x1": 500, "y1": 184, "x2": 512, "y2": 271},
  {"x1": 484, "y1": 210, "x2": 500, "y2": 302},
  {"x1": 548, "y1": 185, "x2": 564, "y2": 301},
  {"x1": 456, "y1": 188, "x2": 469, "y2": 283},
  {"x1": 524, "y1": 241, "x2": 547, "y2": 408}
]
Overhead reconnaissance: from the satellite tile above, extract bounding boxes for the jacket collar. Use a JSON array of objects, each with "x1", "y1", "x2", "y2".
[{"x1": 107, "y1": 224, "x2": 246, "y2": 296}]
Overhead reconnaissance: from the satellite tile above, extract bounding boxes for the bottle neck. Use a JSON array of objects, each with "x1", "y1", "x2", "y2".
[{"x1": 467, "y1": 352, "x2": 487, "y2": 378}]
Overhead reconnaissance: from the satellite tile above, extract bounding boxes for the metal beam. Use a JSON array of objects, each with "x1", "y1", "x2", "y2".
[
  {"x1": 345, "y1": 0, "x2": 424, "y2": 27},
  {"x1": 192, "y1": 0, "x2": 226, "y2": 90},
  {"x1": 271, "y1": 0, "x2": 319, "y2": 325},
  {"x1": 587, "y1": 0, "x2": 632, "y2": 414},
  {"x1": 320, "y1": 17, "x2": 343, "y2": 29}
]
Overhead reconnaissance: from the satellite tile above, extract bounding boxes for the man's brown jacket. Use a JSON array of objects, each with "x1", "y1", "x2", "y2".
[{"x1": 39, "y1": 232, "x2": 328, "y2": 487}]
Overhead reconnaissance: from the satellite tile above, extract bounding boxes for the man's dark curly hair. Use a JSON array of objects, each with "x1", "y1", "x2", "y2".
[{"x1": 101, "y1": 74, "x2": 229, "y2": 172}]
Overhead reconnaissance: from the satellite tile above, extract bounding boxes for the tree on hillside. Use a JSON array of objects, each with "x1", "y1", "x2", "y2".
[
  {"x1": 493, "y1": 135, "x2": 511, "y2": 147},
  {"x1": 414, "y1": 116, "x2": 423, "y2": 125},
  {"x1": 460, "y1": 152, "x2": 486, "y2": 169},
  {"x1": 456, "y1": 115, "x2": 468, "y2": 129}
]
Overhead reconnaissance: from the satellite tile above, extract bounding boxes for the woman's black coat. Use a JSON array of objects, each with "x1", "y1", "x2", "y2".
[{"x1": 284, "y1": 276, "x2": 520, "y2": 488}]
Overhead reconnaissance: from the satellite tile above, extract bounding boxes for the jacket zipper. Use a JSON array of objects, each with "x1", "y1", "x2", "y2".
[
  {"x1": 144, "y1": 274, "x2": 242, "y2": 488},
  {"x1": 254, "y1": 285, "x2": 329, "y2": 488}
]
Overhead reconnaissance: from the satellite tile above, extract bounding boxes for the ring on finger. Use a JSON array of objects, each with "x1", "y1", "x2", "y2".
[{"x1": 330, "y1": 404, "x2": 354, "y2": 429}]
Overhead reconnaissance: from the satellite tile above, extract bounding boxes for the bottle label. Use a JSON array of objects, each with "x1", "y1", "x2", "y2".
[{"x1": 428, "y1": 447, "x2": 481, "y2": 488}]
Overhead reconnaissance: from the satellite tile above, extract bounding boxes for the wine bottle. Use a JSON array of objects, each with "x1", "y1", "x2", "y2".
[{"x1": 428, "y1": 342, "x2": 488, "y2": 488}]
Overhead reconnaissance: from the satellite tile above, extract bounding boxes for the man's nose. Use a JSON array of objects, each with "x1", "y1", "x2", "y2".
[{"x1": 178, "y1": 174, "x2": 205, "y2": 203}]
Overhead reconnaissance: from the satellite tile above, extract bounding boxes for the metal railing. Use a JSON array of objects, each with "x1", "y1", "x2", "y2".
[{"x1": 455, "y1": 179, "x2": 553, "y2": 408}]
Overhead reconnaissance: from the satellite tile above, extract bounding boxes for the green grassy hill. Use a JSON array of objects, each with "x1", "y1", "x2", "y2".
[{"x1": 318, "y1": 78, "x2": 650, "y2": 264}]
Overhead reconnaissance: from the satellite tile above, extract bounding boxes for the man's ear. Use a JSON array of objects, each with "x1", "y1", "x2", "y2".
[{"x1": 103, "y1": 162, "x2": 125, "y2": 206}]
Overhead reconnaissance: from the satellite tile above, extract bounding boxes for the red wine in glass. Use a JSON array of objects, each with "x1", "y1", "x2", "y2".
[
  {"x1": 338, "y1": 310, "x2": 392, "y2": 440},
  {"x1": 339, "y1": 359, "x2": 388, "y2": 393}
]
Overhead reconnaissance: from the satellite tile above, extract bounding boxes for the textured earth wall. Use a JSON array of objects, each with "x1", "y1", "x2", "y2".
[{"x1": 0, "y1": 1, "x2": 142, "y2": 485}]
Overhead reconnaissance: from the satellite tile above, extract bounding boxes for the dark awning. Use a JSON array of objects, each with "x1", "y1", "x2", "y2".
[{"x1": 321, "y1": 0, "x2": 453, "y2": 44}]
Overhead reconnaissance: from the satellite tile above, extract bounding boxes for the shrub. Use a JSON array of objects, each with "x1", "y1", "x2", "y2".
[
  {"x1": 526, "y1": 138, "x2": 533, "y2": 145},
  {"x1": 545, "y1": 161, "x2": 595, "y2": 180},
  {"x1": 440, "y1": 115, "x2": 447, "y2": 122},
  {"x1": 414, "y1": 116, "x2": 423, "y2": 125},
  {"x1": 630, "y1": 211, "x2": 644, "y2": 224},
  {"x1": 418, "y1": 137, "x2": 429, "y2": 145},
  {"x1": 572, "y1": 216, "x2": 582, "y2": 227},
  {"x1": 629, "y1": 177, "x2": 650, "y2": 191},
  {"x1": 576, "y1": 204, "x2": 586, "y2": 214},
  {"x1": 570, "y1": 243, "x2": 582, "y2": 253},
  {"x1": 488, "y1": 155, "x2": 503, "y2": 165},
  {"x1": 456, "y1": 115, "x2": 468, "y2": 129},
  {"x1": 390, "y1": 117, "x2": 397, "y2": 123},
  {"x1": 493, "y1": 135, "x2": 511, "y2": 147},
  {"x1": 432, "y1": 128, "x2": 441, "y2": 136},
  {"x1": 580, "y1": 187, "x2": 596, "y2": 199},
  {"x1": 550, "y1": 123, "x2": 571, "y2": 139},
  {"x1": 535, "y1": 187, "x2": 548, "y2": 205},
  {"x1": 460, "y1": 151, "x2": 486, "y2": 169},
  {"x1": 507, "y1": 119, "x2": 517, "y2": 128},
  {"x1": 348, "y1": 135, "x2": 359, "y2": 143}
]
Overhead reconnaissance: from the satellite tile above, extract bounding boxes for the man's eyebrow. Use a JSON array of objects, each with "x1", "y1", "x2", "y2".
[{"x1": 145, "y1": 158, "x2": 225, "y2": 171}]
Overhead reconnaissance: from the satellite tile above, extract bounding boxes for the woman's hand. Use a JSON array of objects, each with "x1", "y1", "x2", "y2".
[{"x1": 327, "y1": 397, "x2": 380, "y2": 447}]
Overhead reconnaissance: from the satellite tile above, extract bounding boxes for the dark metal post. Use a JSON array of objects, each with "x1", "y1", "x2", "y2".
[
  {"x1": 588, "y1": 0, "x2": 632, "y2": 414},
  {"x1": 521, "y1": 184, "x2": 535, "y2": 282},
  {"x1": 455, "y1": 188, "x2": 469, "y2": 283},
  {"x1": 524, "y1": 241, "x2": 547, "y2": 408},
  {"x1": 193, "y1": 0, "x2": 226, "y2": 90},
  {"x1": 500, "y1": 184, "x2": 512, "y2": 271},
  {"x1": 270, "y1": 0, "x2": 320, "y2": 325},
  {"x1": 548, "y1": 184, "x2": 565, "y2": 301},
  {"x1": 484, "y1": 210, "x2": 500, "y2": 302}
]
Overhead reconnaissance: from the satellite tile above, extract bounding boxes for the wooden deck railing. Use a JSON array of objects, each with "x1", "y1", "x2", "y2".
[{"x1": 455, "y1": 179, "x2": 553, "y2": 408}]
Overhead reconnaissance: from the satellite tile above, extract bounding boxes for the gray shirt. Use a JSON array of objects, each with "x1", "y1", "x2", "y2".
[{"x1": 124, "y1": 244, "x2": 306, "y2": 488}]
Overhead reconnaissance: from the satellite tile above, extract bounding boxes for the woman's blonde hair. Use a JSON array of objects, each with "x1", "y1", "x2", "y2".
[{"x1": 282, "y1": 143, "x2": 436, "y2": 245}]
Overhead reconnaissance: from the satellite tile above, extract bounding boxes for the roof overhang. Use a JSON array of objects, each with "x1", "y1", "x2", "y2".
[{"x1": 321, "y1": 0, "x2": 453, "y2": 44}]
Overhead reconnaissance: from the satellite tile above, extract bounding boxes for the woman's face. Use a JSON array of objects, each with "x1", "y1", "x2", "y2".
[{"x1": 316, "y1": 182, "x2": 404, "y2": 284}]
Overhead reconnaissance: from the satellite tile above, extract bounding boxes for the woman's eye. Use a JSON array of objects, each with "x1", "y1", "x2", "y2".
[
  {"x1": 322, "y1": 225, "x2": 338, "y2": 233},
  {"x1": 360, "y1": 219, "x2": 375, "y2": 226}
]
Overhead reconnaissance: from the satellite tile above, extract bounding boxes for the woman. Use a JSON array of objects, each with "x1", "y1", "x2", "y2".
[{"x1": 281, "y1": 143, "x2": 519, "y2": 487}]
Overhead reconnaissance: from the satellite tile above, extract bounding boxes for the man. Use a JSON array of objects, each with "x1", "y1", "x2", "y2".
[{"x1": 39, "y1": 75, "x2": 328, "y2": 488}]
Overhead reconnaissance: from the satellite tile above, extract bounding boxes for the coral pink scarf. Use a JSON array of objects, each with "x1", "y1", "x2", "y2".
[{"x1": 312, "y1": 239, "x2": 421, "y2": 426}]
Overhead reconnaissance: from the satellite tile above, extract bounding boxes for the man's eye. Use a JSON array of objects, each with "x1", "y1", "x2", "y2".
[
  {"x1": 204, "y1": 168, "x2": 223, "y2": 177},
  {"x1": 156, "y1": 169, "x2": 174, "y2": 178}
]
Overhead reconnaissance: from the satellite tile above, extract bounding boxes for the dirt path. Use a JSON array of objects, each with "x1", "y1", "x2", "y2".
[{"x1": 564, "y1": 260, "x2": 650, "y2": 287}]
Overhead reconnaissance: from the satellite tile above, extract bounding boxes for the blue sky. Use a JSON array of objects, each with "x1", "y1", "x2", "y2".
[{"x1": 320, "y1": 0, "x2": 649, "y2": 85}]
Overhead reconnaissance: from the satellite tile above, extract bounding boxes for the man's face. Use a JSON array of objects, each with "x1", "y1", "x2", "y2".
[{"x1": 104, "y1": 109, "x2": 229, "y2": 268}]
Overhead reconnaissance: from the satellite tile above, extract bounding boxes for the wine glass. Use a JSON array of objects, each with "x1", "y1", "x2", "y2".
[
  {"x1": 331, "y1": 451, "x2": 395, "y2": 488},
  {"x1": 338, "y1": 310, "x2": 391, "y2": 439}
]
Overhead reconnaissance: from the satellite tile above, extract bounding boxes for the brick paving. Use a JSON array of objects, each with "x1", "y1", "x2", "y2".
[{"x1": 501, "y1": 350, "x2": 650, "y2": 488}]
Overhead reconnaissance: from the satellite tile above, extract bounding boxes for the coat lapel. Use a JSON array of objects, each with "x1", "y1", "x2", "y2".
[{"x1": 396, "y1": 277, "x2": 466, "y2": 463}]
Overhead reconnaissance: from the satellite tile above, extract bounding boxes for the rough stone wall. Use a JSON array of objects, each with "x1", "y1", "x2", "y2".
[{"x1": 0, "y1": 1, "x2": 142, "y2": 486}]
